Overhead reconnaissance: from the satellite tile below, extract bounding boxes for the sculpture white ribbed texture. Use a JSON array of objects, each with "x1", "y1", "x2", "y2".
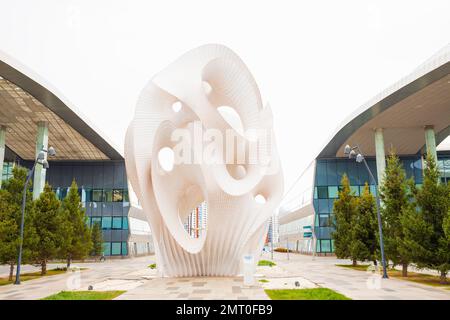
[{"x1": 125, "y1": 44, "x2": 283, "y2": 277}]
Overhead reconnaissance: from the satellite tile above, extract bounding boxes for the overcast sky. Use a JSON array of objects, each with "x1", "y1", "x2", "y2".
[{"x1": 0, "y1": 0, "x2": 449, "y2": 196}]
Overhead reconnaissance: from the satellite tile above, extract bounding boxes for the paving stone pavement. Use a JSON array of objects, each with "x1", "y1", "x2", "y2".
[
  {"x1": 115, "y1": 277, "x2": 269, "y2": 300},
  {"x1": 263, "y1": 252, "x2": 450, "y2": 300},
  {"x1": 1, "y1": 252, "x2": 450, "y2": 300}
]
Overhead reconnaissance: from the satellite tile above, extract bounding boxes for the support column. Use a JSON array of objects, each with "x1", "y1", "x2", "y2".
[
  {"x1": 33, "y1": 121, "x2": 48, "y2": 199},
  {"x1": 374, "y1": 128, "x2": 386, "y2": 187},
  {"x1": 0, "y1": 125, "x2": 6, "y2": 189},
  {"x1": 424, "y1": 125, "x2": 438, "y2": 163}
]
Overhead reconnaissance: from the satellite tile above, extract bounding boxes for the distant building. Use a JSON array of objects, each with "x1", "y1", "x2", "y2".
[
  {"x1": 278, "y1": 45, "x2": 450, "y2": 255},
  {"x1": 0, "y1": 52, "x2": 152, "y2": 258}
]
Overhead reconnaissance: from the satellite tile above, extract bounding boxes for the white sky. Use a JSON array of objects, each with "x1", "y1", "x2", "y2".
[{"x1": 0, "y1": 0, "x2": 449, "y2": 194}]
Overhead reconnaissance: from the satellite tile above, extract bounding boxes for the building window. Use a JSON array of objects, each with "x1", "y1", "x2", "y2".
[
  {"x1": 320, "y1": 240, "x2": 331, "y2": 252},
  {"x1": 328, "y1": 186, "x2": 339, "y2": 198},
  {"x1": 350, "y1": 185, "x2": 359, "y2": 196},
  {"x1": 92, "y1": 189, "x2": 103, "y2": 202},
  {"x1": 316, "y1": 186, "x2": 328, "y2": 199},
  {"x1": 122, "y1": 217, "x2": 129, "y2": 230},
  {"x1": 104, "y1": 189, "x2": 113, "y2": 202},
  {"x1": 123, "y1": 190, "x2": 129, "y2": 202},
  {"x1": 319, "y1": 214, "x2": 330, "y2": 227},
  {"x1": 91, "y1": 217, "x2": 101, "y2": 227},
  {"x1": 103, "y1": 242, "x2": 111, "y2": 256},
  {"x1": 113, "y1": 189, "x2": 123, "y2": 202},
  {"x1": 102, "y1": 216, "x2": 112, "y2": 229},
  {"x1": 112, "y1": 217, "x2": 122, "y2": 229},
  {"x1": 121, "y1": 242, "x2": 128, "y2": 256},
  {"x1": 111, "y1": 242, "x2": 121, "y2": 255}
]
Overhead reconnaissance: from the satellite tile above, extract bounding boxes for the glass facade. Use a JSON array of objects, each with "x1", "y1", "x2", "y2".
[
  {"x1": 1, "y1": 161, "x2": 14, "y2": 182},
  {"x1": 312, "y1": 154, "x2": 450, "y2": 253},
  {"x1": 46, "y1": 161, "x2": 130, "y2": 257}
]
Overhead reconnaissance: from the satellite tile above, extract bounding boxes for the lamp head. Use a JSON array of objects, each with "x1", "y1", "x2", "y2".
[
  {"x1": 348, "y1": 149, "x2": 356, "y2": 159},
  {"x1": 344, "y1": 144, "x2": 352, "y2": 155},
  {"x1": 48, "y1": 146, "x2": 56, "y2": 157},
  {"x1": 42, "y1": 160, "x2": 49, "y2": 169},
  {"x1": 37, "y1": 151, "x2": 45, "y2": 161},
  {"x1": 356, "y1": 153, "x2": 364, "y2": 163}
]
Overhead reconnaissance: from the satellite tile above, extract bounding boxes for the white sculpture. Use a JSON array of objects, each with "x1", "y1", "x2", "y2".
[{"x1": 125, "y1": 44, "x2": 283, "y2": 277}]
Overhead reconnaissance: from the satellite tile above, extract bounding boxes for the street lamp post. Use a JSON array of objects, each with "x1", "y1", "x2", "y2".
[
  {"x1": 344, "y1": 144, "x2": 388, "y2": 279},
  {"x1": 14, "y1": 146, "x2": 56, "y2": 285}
]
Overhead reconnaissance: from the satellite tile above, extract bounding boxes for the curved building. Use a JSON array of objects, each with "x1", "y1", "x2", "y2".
[
  {"x1": 0, "y1": 51, "x2": 152, "y2": 258},
  {"x1": 278, "y1": 44, "x2": 450, "y2": 254}
]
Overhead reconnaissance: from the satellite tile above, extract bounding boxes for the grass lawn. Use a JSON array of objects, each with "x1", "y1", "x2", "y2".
[
  {"x1": 336, "y1": 264, "x2": 450, "y2": 289},
  {"x1": 259, "y1": 279, "x2": 269, "y2": 283},
  {"x1": 336, "y1": 263, "x2": 371, "y2": 272},
  {"x1": 265, "y1": 288, "x2": 351, "y2": 300},
  {"x1": 258, "y1": 260, "x2": 276, "y2": 267},
  {"x1": 0, "y1": 268, "x2": 69, "y2": 286},
  {"x1": 42, "y1": 290, "x2": 125, "y2": 300}
]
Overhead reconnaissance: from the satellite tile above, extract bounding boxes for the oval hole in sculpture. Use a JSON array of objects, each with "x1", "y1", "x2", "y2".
[
  {"x1": 172, "y1": 101, "x2": 182, "y2": 113},
  {"x1": 182, "y1": 201, "x2": 208, "y2": 239},
  {"x1": 254, "y1": 194, "x2": 266, "y2": 204},
  {"x1": 158, "y1": 147, "x2": 175, "y2": 172},
  {"x1": 202, "y1": 81, "x2": 212, "y2": 95},
  {"x1": 226, "y1": 164, "x2": 247, "y2": 180},
  {"x1": 217, "y1": 106, "x2": 244, "y2": 136}
]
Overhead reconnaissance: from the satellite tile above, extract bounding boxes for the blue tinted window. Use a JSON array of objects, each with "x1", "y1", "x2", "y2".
[
  {"x1": 103, "y1": 242, "x2": 111, "y2": 256},
  {"x1": 121, "y1": 242, "x2": 128, "y2": 255},
  {"x1": 317, "y1": 186, "x2": 328, "y2": 199},
  {"x1": 111, "y1": 242, "x2": 121, "y2": 255},
  {"x1": 347, "y1": 163, "x2": 359, "y2": 185},
  {"x1": 319, "y1": 214, "x2": 330, "y2": 227},
  {"x1": 326, "y1": 160, "x2": 337, "y2": 185},
  {"x1": 316, "y1": 161, "x2": 327, "y2": 186},
  {"x1": 320, "y1": 240, "x2": 331, "y2": 252},
  {"x1": 336, "y1": 161, "x2": 347, "y2": 184},
  {"x1": 318, "y1": 199, "x2": 329, "y2": 213},
  {"x1": 350, "y1": 186, "x2": 360, "y2": 196},
  {"x1": 357, "y1": 162, "x2": 369, "y2": 185},
  {"x1": 328, "y1": 199, "x2": 335, "y2": 213},
  {"x1": 112, "y1": 217, "x2": 122, "y2": 229},
  {"x1": 370, "y1": 185, "x2": 377, "y2": 196},
  {"x1": 122, "y1": 217, "x2": 129, "y2": 230},
  {"x1": 328, "y1": 186, "x2": 338, "y2": 198},
  {"x1": 315, "y1": 240, "x2": 321, "y2": 253},
  {"x1": 102, "y1": 217, "x2": 112, "y2": 229},
  {"x1": 91, "y1": 217, "x2": 101, "y2": 227}
]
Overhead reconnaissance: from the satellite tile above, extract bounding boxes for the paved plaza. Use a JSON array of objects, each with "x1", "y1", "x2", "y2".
[{"x1": 0, "y1": 252, "x2": 449, "y2": 300}]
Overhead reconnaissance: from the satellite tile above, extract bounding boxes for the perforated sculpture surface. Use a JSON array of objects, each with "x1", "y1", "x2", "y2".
[{"x1": 125, "y1": 44, "x2": 283, "y2": 277}]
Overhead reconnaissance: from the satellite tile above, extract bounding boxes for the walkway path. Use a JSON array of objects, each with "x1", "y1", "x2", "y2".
[
  {"x1": 1, "y1": 252, "x2": 449, "y2": 300},
  {"x1": 265, "y1": 252, "x2": 450, "y2": 300},
  {"x1": 0, "y1": 256, "x2": 154, "y2": 300}
]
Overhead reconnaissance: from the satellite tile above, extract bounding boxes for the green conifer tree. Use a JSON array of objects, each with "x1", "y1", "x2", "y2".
[
  {"x1": 32, "y1": 183, "x2": 65, "y2": 275},
  {"x1": 332, "y1": 174, "x2": 358, "y2": 265},
  {"x1": 350, "y1": 183, "x2": 378, "y2": 264},
  {"x1": 379, "y1": 151, "x2": 414, "y2": 276},
  {"x1": 60, "y1": 180, "x2": 92, "y2": 267},
  {"x1": 90, "y1": 221, "x2": 104, "y2": 259},
  {"x1": 0, "y1": 166, "x2": 37, "y2": 280},
  {"x1": 403, "y1": 153, "x2": 450, "y2": 283}
]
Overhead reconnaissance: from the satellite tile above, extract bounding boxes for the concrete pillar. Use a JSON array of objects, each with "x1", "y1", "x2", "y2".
[
  {"x1": 374, "y1": 128, "x2": 386, "y2": 187},
  {"x1": 0, "y1": 125, "x2": 6, "y2": 188},
  {"x1": 33, "y1": 121, "x2": 48, "y2": 199},
  {"x1": 424, "y1": 125, "x2": 438, "y2": 163}
]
